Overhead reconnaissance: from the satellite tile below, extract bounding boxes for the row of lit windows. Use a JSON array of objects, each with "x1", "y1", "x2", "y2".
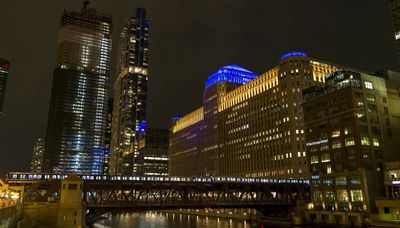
[{"x1": 313, "y1": 189, "x2": 364, "y2": 203}]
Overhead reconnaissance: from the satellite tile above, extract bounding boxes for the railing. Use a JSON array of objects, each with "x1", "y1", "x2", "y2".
[{"x1": 6, "y1": 172, "x2": 309, "y2": 185}]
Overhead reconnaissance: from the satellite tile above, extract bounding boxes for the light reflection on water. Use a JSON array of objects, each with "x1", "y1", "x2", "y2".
[{"x1": 91, "y1": 211, "x2": 259, "y2": 228}]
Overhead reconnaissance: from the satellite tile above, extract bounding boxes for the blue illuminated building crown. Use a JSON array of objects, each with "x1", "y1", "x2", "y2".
[
  {"x1": 136, "y1": 120, "x2": 146, "y2": 133},
  {"x1": 280, "y1": 51, "x2": 308, "y2": 60},
  {"x1": 204, "y1": 64, "x2": 257, "y2": 89}
]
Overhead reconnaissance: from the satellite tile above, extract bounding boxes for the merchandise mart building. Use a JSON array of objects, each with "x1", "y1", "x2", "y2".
[{"x1": 169, "y1": 52, "x2": 342, "y2": 179}]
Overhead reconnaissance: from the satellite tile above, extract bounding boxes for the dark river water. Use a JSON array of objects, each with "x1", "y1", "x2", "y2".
[{"x1": 91, "y1": 211, "x2": 277, "y2": 228}]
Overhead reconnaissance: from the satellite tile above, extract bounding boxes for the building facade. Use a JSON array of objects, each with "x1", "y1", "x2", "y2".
[
  {"x1": 31, "y1": 138, "x2": 45, "y2": 173},
  {"x1": 110, "y1": 8, "x2": 150, "y2": 175},
  {"x1": 136, "y1": 128, "x2": 169, "y2": 176},
  {"x1": 170, "y1": 52, "x2": 341, "y2": 178},
  {"x1": 303, "y1": 70, "x2": 400, "y2": 223},
  {"x1": 103, "y1": 98, "x2": 113, "y2": 175},
  {"x1": 44, "y1": 3, "x2": 112, "y2": 174},
  {"x1": 0, "y1": 58, "x2": 9, "y2": 117}
]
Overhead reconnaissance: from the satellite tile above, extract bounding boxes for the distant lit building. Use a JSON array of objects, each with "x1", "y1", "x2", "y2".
[
  {"x1": 136, "y1": 128, "x2": 169, "y2": 176},
  {"x1": 0, "y1": 58, "x2": 9, "y2": 117},
  {"x1": 303, "y1": 70, "x2": 400, "y2": 223},
  {"x1": 44, "y1": 3, "x2": 112, "y2": 174},
  {"x1": 103, "y1": 98, "x2": 113, "y2": 175},
  {"x1": 110, "y1": 8, "x2": 150, "y2": 175},
  {"x1": 375, "y1": 161, "x2": 400, "y2": 222},
  {"x1": 390, "y1": 0, "x2": 400, "y2": 60},
  {"x1": 31, "y1": 138, "x2": 45, "y2": 173},
  {"x1": 170, "y1": 52, "x2": 341, "y2": 178}
]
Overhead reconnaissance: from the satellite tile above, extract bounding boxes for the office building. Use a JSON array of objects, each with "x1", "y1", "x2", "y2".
[
  {"x1": 0, "y1": 58, "x2": 9, "y2": 116},
  {"x1": 136, "y1": 128, "x2": 169, "y2": 176},
  {"x1": 170, "y1": 52, "x2": 341, "y2": 178},
  {"x1": 103, "y1": 98, "x2": 113, "y2": 175},
  {"x1": 110, "y1": 8, "x2": 149, "y2": 175},
  {"x1": 303, "y1": 70, "x2": 400, "y2": 223},
  {"x1": 44, "y1": 2, "x2": 112, "y2": 174},
  {"x1": 31, "y1": 138, "x2": 45, "y2": 173}
]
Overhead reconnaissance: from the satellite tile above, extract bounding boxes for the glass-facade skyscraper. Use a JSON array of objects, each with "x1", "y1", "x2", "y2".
[
  {"x1": 0, "y1": 58, "x2": 10, "y2": 117},
  {"x1": 44, "y1": 3, "x2": 112, "y2": 174},
  {"x1": 110, "y1": 8, "x2": 149, "y2": 175}
]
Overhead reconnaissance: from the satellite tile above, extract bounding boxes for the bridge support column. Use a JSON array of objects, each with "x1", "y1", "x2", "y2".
[
  {"x1": 291, "y1": 199, "x2": 306, "y2": 225},
  {"x1": 57, "y1": 174, "x2": 84, "y2": 228}
]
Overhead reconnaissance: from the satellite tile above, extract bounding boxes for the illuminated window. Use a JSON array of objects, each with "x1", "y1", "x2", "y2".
[
  {"x1": 320, "y1": 145, "x2": 329, "y2": 151},
  {"x1": 372, "y1": 138, "x2": 380, "y2": 147},
  {"x1": 337, "y1": 190, "x2": 349, "y2": 202},
  {"x1": 321, "y1": 153, "x2": 330, "y2": 163},
  {"x1": 326, "y1": 165, "x2": 332, "y2": 174},
  {"x1": 350, "y1": 190, "x2": 363, "y2": 202},
  {"x1": 350, "y1": 175, "x2": 361, "y2": 185},
  {"x1": 395, "y1": 31, "x2": 400, "y2": 40},
  {"x1": 313, "y1": 191, "x2": 323, "y2": 202},
  {"x1": 344, "y1": 127, "x2": 352, "y2": 135},
  {"x1": 335, "y1": 176, "x2": 347, "y2": 186},
  {"x1": 361, "y1": 137, "x2": 370, "y2": 146},
  {"x1": 331, "y1": 130, "x2": 340, "y2": 138},
  {"x1": 325, "y1": 191, "x2": 335, "y2": 202},
  {"x1": 366, "y1": 94, "x2": 375, "y2": 102},
  {"x1": 311, "y1": 155, "x2": 319, "y2": 164},
  {"x1": 345, "y1": 137, "x2": 355, "y2": 146},
  {"x1": 364, "y1": 81, "x2": 373, "y2": 90},
  {"x1": 332, "y1": 140, "x2": 342, "y2": 149},
  {"x1": 323, "y1": 178, "x2": 333, "y2": 186}
]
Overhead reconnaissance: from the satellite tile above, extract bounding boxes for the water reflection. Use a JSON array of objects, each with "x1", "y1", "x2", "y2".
[{"x1": 91, "y1": 211, "x2": 259, "y2": 228}]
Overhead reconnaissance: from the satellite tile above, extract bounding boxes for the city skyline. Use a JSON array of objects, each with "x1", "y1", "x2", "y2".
[{"x1": 0, "y1": 0, "x2": 398, "y2": 176}]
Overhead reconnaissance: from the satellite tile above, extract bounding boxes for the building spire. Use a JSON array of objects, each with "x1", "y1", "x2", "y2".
[{"x1": 83, "y1": 0, "x2": 90, "y2": 9}]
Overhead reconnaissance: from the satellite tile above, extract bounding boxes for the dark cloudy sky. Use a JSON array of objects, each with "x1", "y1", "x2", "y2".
[{"x1": 0, "y1": 0, "x2": 398, "y2": 176}]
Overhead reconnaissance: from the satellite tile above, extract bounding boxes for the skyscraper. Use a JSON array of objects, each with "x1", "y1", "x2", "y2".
[
  {"x1": 103, "y1": 98, "x2": 113, "y2": 175},
  {"x1": 0, "y1": 58, "x2": 10, "y2": 117},
  {"x1": 390, "y1": 0, "x2": 400, "y2": 60},
  {"x1": 31, "y1": 138, "x2": 45, "y2": 173},
  {"x1": 110, "y1": 8, "x2": 149, "y2": 175},
  {"x1": 44, "y1": 2, "x2": 112, "y2": 174},
  {"x1": 136, "y1": 128, "x2": 169, "y2": 176}
]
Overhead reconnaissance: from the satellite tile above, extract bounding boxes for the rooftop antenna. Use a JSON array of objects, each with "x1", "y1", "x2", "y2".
[{"x1": 83, "y1": 0, "x2": 90, "y2": 9}]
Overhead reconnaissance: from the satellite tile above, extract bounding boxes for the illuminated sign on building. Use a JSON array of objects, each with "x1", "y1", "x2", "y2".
[
  {"x1": 280, "y1": 51, "x2": 308, "y2": 60},
  {"x1": 306, "y1": 139, "x2": 328, "y2": 147}
]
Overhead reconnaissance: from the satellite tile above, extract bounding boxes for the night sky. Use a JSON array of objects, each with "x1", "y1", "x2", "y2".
[{"x1": 0, "y1": 0, "x2": 398, "y2": 176}]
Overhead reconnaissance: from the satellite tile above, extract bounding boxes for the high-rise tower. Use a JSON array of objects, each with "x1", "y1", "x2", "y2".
[
  {"x1": 44, "y1": 2, "x2": 112, "y2": 174},
  {"x1": 0, "y1": 58, "x2": 10, "y2": 117},
  {"x1": 110, "y1": 8, "x2": 149, "y2": 175},
  {"x1": 31, "y1": 138, "x2": 45, "y2": 173}
]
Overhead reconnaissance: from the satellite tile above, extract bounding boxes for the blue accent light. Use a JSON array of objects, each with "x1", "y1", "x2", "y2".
[
  {"x1": 171, "y1": 115, "x2": 182, "y2": 121},
  {"x1": 280, "y1": 51, "x2": 308, "y2": 60},
  {"x1": 204, "y1": 64, "x2": 257, "y2": 89},
  {"x1": 136, "y1": 120, "x2": 146, "y2": 133}
]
